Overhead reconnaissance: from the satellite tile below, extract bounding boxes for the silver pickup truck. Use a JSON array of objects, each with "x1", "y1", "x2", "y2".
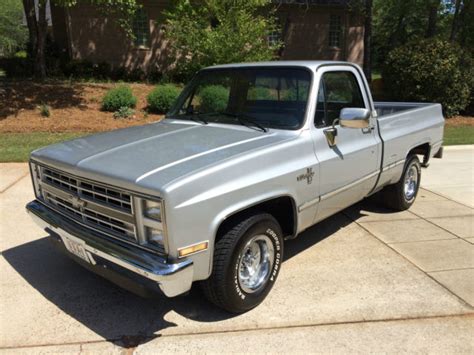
[{"x1": 26, "y1": 61, "x2": 444, "y2": 313}]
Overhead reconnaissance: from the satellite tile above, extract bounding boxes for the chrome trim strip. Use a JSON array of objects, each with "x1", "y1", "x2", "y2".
[
  {"x1": 298, "y1": 197, "x2": 320, "y2": 212},
  {"x1": 298, "y1": 170, "x2": 380, "y2": 212},
  {"x1": 382, "y1": 159, "x2": 406, "y2": 172},
  {"x1": 320, "y1": 170, "x2": 380, "y2": 201}
]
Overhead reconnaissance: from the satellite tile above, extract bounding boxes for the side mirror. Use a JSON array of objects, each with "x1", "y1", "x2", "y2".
[{"x1": 339, "y1": 108, "x2": 370, "y2": 129}]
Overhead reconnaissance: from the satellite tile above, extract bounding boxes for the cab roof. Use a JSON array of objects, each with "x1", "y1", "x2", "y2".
[{"x1": 206, "y1": 60, "x2": 359, "y2": 71}]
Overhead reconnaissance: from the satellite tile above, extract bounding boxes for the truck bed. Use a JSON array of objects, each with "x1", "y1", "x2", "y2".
[
  {"x1": 374, "y1": 102, "x2": 434, "y2": 117},
  {"x1": 374, "y1": 102, "x2": 445, "y2": 188}
]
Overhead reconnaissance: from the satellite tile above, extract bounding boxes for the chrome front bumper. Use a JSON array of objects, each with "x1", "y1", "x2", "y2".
[{"x1": 26, "y1": 200, "x2": 193, "y2": 297}]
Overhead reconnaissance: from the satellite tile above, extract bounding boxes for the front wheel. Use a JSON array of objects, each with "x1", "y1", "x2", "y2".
[
  {"x1": 200, "y1": 213, "x2": 283, "y2": 313},
  {"x1": 381, "y1": 155, "x2": 421, "y2": 211}
]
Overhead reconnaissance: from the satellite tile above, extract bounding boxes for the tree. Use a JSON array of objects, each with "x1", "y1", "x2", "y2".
[
  {"x1": 0, "y1": 0, "x2": 28, "y2": 57},
  {"x1": 164, "y1": 0, "x2": 281, "y2": 81},
  {"x1": 363, "y1": 0, "x2": 372, "y2": 82},
  {"x1": 457, "y1": 0, "x2": 474, "y2": 48},
  {"x1": 22, "y1": 0, "x2": 139, "y2": 79},
  {"x1": 383, "y1": 39, "x2": 472, "y2": 116},
  {"x1": 425, "y1": 0, "x2": 441, "y2": 37},
  {"x1": 449, "y1": 0, "x2": 462, "y2": 41}
]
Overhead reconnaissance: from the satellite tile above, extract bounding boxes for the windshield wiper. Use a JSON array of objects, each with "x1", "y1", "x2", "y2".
[
  {"x1": 229, "y1": 113, "x2": 268, "y2": 133},
  {"x1": 203, "y1": 111, "x2": 267, "y2": 133}
]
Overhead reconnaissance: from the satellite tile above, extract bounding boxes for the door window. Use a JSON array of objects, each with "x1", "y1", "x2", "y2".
[{"x1": 315, "y1": 71, "x2": 365, "y2": 128}]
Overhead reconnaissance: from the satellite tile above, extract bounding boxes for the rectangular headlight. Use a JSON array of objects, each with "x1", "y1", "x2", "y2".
[
  {"x1": 136, "y1": 197, "x2": 167, "y2": 252},
  {"x1": 146, "y1": 226, "x2": 164, "y2": 247},
  {"x1": 144, "y1": 199, "x2": 162, "y2": 221}
]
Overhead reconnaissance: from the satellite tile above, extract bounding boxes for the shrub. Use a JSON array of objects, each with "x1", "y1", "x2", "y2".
[
  {"x1": 102, "y1": 85, "x2": 137, "y2": 112},
  {"x1": 63, "y1": 59, "x2": 95, "y2": 79},
  {"x1": 247, "y1": 87, "x2": 273, "y2": 101},
  {"x1": 199, "y1": 85, "x2": 230, "y2": 112},
  {"x1": 92, "y1": 61, "x2": 112, "y2": 80},
  {"x1": 125, "y1": 68, "x2": 146, "y2": 82},
  {"x1": 113, "y1": 106, "x2": 135, "y2": 119},
  {"x1": 0, "y1": 57, "x2": 33, "y2": 78},
  {"x1": 383, "y1": 39, "x2": 472, "y2": 117},
  {"x1": 39, "y1": 103, "x2": 51, "y2": 117},
  {"x1": 147, "y1": 84, "x2": 181, "y2": 113}
]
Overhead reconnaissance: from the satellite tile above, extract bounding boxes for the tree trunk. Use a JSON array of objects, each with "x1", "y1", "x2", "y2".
[
  {"x1": 22, "y1": 0, "x2": 38, "y2": 56},
  {"x1": 363, "y1": 0, "x2": 372, "y2": 83},
  {"x1": 458, "y1": 0, "x2": 471, "y2": 46},
  {"x1": 34, "y1": 0, "x2": 48, "y2": 79},
  {"x1": 425, "y1": 0, "x2": 440, "y2": 38},
  {"x1": 450, "y1": 0, "x2": 462, "y2": 42}
]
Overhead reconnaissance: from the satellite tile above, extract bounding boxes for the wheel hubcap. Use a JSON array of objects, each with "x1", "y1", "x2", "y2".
[
  {"x1": 238, "y1": 235, "x2": 274, "y2": 294},
  {"x1": 404, "y1": 164, "x2": 418, "y2": 201}
]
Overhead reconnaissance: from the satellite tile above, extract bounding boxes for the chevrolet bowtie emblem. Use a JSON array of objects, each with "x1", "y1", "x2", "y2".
[
  {"x1": 297, "y1": 167, "x2": 315, "y2": 185},
  {"x1": 70, "y1": 196, "x2": 87, "y2": 209}
]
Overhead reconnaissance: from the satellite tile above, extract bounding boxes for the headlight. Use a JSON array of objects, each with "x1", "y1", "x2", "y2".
[
  {"x1": 137, "y1": 198, "x2": 167, "y2": 252},
  {"x1": 146, "y1": 227, "x2": 164, "y2": 245},
  {"x1": 144, "y1": 199, "x2": 162, "y2": 221}
]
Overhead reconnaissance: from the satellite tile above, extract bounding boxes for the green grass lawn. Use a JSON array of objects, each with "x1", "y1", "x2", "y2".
[
  {"x1": 0, "y1": 127, "x2": 472, "y2": 162},
  {"x1": 443, "y1": 126, "x2": 474, "y2": 146},
  {"x1": 0, "y1": 132, "x2": 87, "y2": 162}
]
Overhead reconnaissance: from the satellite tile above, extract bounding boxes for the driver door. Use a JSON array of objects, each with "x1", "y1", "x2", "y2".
[{"x1": 311, "y1": 67, "x2": 381, "y2": 223}]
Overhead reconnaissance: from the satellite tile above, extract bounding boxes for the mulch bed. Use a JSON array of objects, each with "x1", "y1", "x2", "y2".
[{"x1": 0, "y1": 81, "x2": 163, "y2": 133}]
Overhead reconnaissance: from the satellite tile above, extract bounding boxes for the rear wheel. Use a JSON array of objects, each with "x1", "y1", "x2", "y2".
[
  {"x1": 381, "y1": 155, "x2": 421, "y2": 211},
  {"x1": 201, "y1": 213, "x2": 283, "y2": 313}
]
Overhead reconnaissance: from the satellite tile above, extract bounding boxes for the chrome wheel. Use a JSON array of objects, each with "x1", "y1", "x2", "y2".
[
  {"x1": 404, "y1": 164, "x2": 418, "y2": 201},
  {"x1": 238, "y1": 235, "x2": 275, "y2": 294}
]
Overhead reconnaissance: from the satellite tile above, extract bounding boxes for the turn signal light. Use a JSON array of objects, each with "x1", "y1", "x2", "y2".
[{"x1": 178, "y1": 241, "x2": 209, "y2": 258}]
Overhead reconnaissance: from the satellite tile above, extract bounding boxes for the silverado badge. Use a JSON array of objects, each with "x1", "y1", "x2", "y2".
[
  {"x1": 297, "y1": 167, "x2": 315, "y2": 185},
  {"x1": 69, "y1": 195, "x2": 87, "y2": 210}
]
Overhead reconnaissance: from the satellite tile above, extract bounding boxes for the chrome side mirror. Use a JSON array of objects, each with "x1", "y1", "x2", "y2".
[{"x1": 339, "y1": 108, "x2": 370, "y2": 129}]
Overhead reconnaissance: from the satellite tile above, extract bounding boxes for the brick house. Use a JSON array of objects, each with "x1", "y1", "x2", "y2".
[{"x1": 50, "y1": 0, "x2": 364, "y2": 75}]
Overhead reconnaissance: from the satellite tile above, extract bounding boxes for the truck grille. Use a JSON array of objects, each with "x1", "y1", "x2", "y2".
[
  {"x1": 42, "y1": 167, "x2": 132, "y2": 213},
  {"x1": 38, "y1": 165, "x2": 137, "y2": 242}
]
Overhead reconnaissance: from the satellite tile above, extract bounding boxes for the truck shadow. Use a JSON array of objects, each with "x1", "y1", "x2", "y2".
[{"x1": 2, "y1": 198, "x2": 385, "y2": 348}]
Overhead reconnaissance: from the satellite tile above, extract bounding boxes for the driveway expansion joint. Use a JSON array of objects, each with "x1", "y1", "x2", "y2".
[
  {"x1": 1, "y1": 313, "x2": 473, "y2": 351},
  {"x1": 399, "y1": 204, "x2": 471, "y2": 239},
  {"x1": 422, "y1": 187, "x2": 474, "y2": 210},
  {"x1": 0, "y1": 172, "x2": 29, "y2": 194},
  {"x1": 347, "y1": 213, "x2": 474, "y2": 309}
]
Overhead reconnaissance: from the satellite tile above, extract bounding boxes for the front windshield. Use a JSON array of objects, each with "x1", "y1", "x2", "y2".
[{"x1": 168, "y1": 67, "x2": 312, "y2": 130}]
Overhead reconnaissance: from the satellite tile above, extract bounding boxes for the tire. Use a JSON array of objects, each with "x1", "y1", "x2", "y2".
[
  {"x1": 201, "y1": 213, "x2": 284, "y2": 313},
  {"x1": 381, "y1": 155, "x2": 421, "y2": 211}
]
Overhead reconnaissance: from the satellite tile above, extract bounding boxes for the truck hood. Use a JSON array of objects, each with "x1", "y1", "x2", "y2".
[{"x1": 31, "y1": 120, "x2": 297, "y2": 194}]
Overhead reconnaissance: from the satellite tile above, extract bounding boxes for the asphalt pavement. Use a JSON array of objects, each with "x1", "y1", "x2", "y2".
[{"x1": 0, "y1": 146, "x2": 473, "y2": 354}]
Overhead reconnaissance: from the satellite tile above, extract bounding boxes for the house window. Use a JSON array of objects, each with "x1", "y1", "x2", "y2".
[
  {"x1": 268, "y1": 30, "x2": 281, "y2": 47},
  {"x1": 133, "y1": 8, "x2": 150, "y2": 47},
  {"x1": 329, "y1": 14, "x2": 342, "y2": 48}
]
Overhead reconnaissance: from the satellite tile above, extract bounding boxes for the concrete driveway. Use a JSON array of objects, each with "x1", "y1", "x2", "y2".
[{"x1": 1, "y1": 146, "x2": 473, "y2": 354}]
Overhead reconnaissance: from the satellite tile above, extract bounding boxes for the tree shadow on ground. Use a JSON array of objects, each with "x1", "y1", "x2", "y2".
[
  {"x1": 2, "y1": 198, "x2": 390, "y2": 348},
  {"x1": 0, "y1": 81, "x2": 110, "y2": 119}
]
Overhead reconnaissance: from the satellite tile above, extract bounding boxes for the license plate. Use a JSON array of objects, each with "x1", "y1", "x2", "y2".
[{"x1": 60, "y1": 234, "x2": 91, "y2": 264}]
